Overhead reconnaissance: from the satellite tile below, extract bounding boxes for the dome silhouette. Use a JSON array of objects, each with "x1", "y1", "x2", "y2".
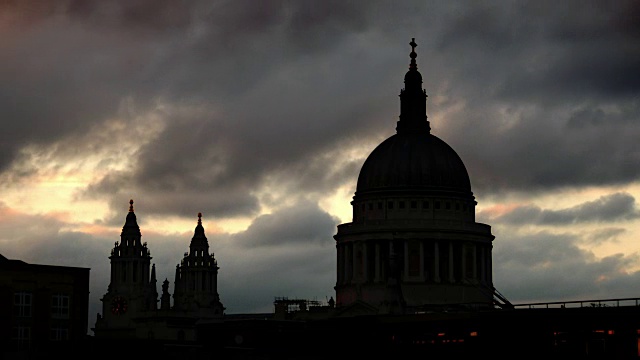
[{"x1": 356, "y1": 132, "x2": 471, "y2": 195}]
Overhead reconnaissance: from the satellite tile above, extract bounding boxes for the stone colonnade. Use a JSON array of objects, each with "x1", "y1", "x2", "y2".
[{"x1": 336, "y1": 239, "x2": 492, "y2": 286}]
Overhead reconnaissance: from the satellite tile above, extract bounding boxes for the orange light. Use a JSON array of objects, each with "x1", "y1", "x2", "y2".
[{"x1": 470, "y1": 331, "x2": 478, "y2": 337}]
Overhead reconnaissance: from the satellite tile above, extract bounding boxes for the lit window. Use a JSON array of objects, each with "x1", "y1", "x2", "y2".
[
  {"x1": 52, "y1": 294, "x2": 70, "y2": 319},
  {"x1": 14, "y1": 292, "x2": 32, "y2": 317}
]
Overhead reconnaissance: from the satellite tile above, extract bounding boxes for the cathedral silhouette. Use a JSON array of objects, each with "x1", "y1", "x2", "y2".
[
  {"x1": 91, "y1": 38, "x2": 509, "y2": 343},
  {"x1": 87, "y1": 39, "x2": 640, "y2": 359},
  {"x1": 92, "y1": 200, "x2": 224, "y2": 341},
  {"x1": 4, "y1": 39, "x2": 640, "y2": 359}
]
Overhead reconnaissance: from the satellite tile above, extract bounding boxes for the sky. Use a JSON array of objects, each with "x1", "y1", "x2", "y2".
[{"x1": 1, "y1": 0, "x2": 640, "y2": 334}]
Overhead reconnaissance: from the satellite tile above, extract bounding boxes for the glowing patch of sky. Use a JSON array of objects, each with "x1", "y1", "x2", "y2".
[
  {"x1": 480, "y1": 183, "x2": 640, "y2": 272},
  {"x1": 0, "y1": 108, "x2": 166, "y2": 227}
]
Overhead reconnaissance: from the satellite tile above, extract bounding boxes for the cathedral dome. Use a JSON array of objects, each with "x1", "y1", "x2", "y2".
[
  {"x1": 355, "y1": 38, "x2": 472, "y2": 197},
  {"x1": 356, "y1": 132, "x2": 471, "y2": 194}
]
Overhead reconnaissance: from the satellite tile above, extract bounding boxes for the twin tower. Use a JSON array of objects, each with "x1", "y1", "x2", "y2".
[
  {"x1": 93, "y1": 39, "x2": 499, "y2": 339},
  {"x1": 92, "y1": 200, "x2": 224, "y2": 340}
]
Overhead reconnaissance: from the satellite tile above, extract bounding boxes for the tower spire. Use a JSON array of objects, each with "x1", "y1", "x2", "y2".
[
  {"x1": 396, "y1": 38, "x2": 430, "y2": 135},
  {"x1": 122, "y1": 199, "x2": 141, "y2": 237},
  {"x1": 409, "y1": 37, "x2": 418, "y2": 71}
]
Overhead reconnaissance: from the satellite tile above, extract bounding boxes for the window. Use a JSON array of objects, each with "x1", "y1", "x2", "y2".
[
  {"x1": 12, "y1": 326, "x2": 31, "y2": 347},
  {"x1": 52, "y1": 294, "x2": 70, "y2": 319},
  {"x1": 51, "y1": 327, "x2": 68, "y2": 341},
  {"x1": 14, "y1": 292, "x2": 32, "y2": 317}
]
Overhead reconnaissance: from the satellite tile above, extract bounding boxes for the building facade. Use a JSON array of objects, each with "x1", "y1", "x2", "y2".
[
  {"x1": 334, "y1": 39, "x2": 500, "y2": 314},
  {"x1": 0, "y1": 254, "x2": 89, "y2": 354}
]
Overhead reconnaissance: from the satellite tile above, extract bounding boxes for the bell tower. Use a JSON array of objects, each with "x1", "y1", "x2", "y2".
[
  {"x1": 173, "y1": 213, "x2": 224, "y2": 317},
  {"x1": 96, "y1": 200, "x2": 158, "y2": 328}
]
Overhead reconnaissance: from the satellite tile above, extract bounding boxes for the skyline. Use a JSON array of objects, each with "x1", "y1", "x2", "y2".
[{"x1": 1, "y1": 1, "x2": 640, "y2": 333}]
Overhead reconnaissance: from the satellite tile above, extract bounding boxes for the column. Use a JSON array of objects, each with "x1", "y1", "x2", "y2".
[
  {"x1": 479, "y1": 244, "x2": 486, "y2": 284},
  {"x1": 461, "y1": 245, "x2": 467, "y2": 282},
  {"x1": 362, "y1": 242, "x2": 368, "y2": 281},
  {"x1": 488, "y1": 246, "x2": 493, "y2": 285},
  {"x1": 352, "y1": 242, "x2": 358, "y2": 281},
  {"x1": 472, "y1": 244, "x2": 477, "y2": 281},
  {"x1": 419, "y1": 241, "x2": 425, "y2": 281},
  {"x1": 448, "y1": 242, "x2": 454, "y2": 283},
  {"x1": 434, "y1": 241, "x2": 440, "y2": 283},
  {"x1": 374, "y1": 243, "x2": 381, "y2": 282},
  {"x1": 403, "y1": 240, "x2": 409, "y2": 281}
]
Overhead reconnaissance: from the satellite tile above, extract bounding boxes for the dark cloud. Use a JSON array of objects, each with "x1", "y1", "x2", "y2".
[
  {"x1": 2, "y1": 0, "x2": 640, "y2": 211},
  {"x1": 231, "y1": 199, "x2": 339, "y2": 247},
  {"x1": 3, "y1": 0, "x2": 640, "y2": 323},
  {"x1": 493, "y1": 230, "x2": 640, "y2": 303},
  {"x1": 480, "y1": 192, "x2": 639, "y2": 225},
  {"x1": 426, "y1": 0, "x2": 640, "y2": 193},
  {"x1": 2, "y1": 0, "x2": 637, "y2": 218},
  {"x1": 582, "y1": 227, "x2": 626, "y2": 246}
]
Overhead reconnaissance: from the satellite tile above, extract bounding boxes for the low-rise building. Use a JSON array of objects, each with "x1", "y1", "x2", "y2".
[{"x1": 0, "y1": 254, "x2": 90, "y2": 356}]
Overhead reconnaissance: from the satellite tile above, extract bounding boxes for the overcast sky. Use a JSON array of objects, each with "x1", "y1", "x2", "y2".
[{"x1": 1, "y1": 0, "x2": 640, "y2": 334}]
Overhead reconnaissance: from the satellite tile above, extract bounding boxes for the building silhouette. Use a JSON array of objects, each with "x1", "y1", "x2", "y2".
[
  {"x1": 334, "y1": 38, "x2": 505, "y2": 315},
  {"x1": 92, "y1": 200, "x2": 224, "y2": 342},
  {"x1": 5, "y1": 39, "x2": 640, "y2": 359},
  {"x1": 0, "y1": 254, "x2": 89, "y2": 357}
]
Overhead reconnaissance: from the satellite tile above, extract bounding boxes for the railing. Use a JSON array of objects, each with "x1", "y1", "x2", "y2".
[{"x1": 510, "y1": 297, "x2": 640, "y2": 309}]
